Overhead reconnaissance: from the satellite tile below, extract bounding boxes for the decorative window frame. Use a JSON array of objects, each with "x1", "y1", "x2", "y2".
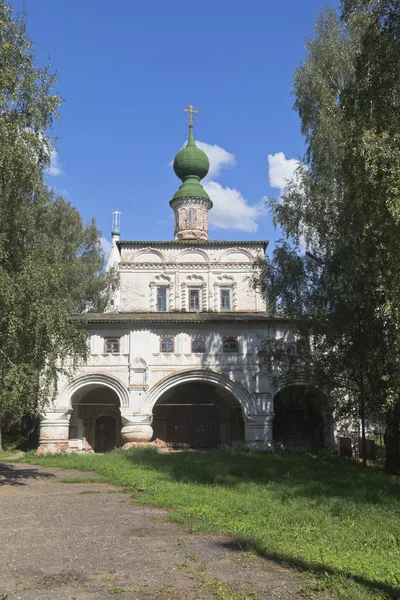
[
  {"x1": 222, "y1": 336, "x2": 239, "y2": 353},
  {"x1": 156, "y1": 286, "x2": 168, "y2": 312},
  {"x1": 160, "y1": 335, "x2": 175, "y2": 353},
  {"x1": 181, "y1": 274, "x2": 207, "y2": 311},
  {"x1": 191, "y1": 335, "x2": 207, "y2": 353},
  {"x1": 150, "y1": 274, "x2": 174, "y2": 312},
  {"x1": 220, "y1": 288, "x2": 232, "y2": 312},
  {"x1": 213, "y1": 275, "x2": 237, "y2": 311},
  {"x1": 104, "y1": 337, "x2": 120, "y2": 354},
  {"x1": 188, "y1": 288, "x2": 201, "y2": 311}
]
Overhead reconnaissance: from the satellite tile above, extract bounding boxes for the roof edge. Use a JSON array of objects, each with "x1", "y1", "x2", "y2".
[
  {"x1": 117, "y1": 240, "x2": 268, "y2": 250},
  {"x1": 70, "y1": 312, "x2": 290, "y2": 325}
]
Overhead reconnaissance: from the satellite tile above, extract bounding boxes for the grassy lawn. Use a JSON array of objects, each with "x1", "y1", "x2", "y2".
[{"x1": 19, "y1": 448, "x2": 400, "y2": 600}]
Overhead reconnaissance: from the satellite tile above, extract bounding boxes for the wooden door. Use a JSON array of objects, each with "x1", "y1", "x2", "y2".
[
  {"x1": 95, "y1": 416, "x2": 117, "y2": 452},
  {"x1": 166, "y1": 405, "x2": 220, "y2": 448},
  {"x1": 192, "y1": 405, "x2": 220, "y2": 448},
  {"x1": 167, "y1": 407, "x2": 191, "y2": 445}
]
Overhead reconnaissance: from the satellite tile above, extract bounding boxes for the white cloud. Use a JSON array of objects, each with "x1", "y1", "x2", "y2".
[
  {"x1": 268, "y1": 152, "x2": 300, "y2": 191},
  {"x1": 101, "y1": 236, "x2": 112, "y2": 264},
  {"x1": 195, "y1": 141, "x2": 236, "y2": 180},
  {"x1": 170, "y1": 140, "x2": 266, "y2": 232},
  {"x1": 204, "y1": 181, "x2": 266, "y2": 232},
  {"x1": 47, "y1": 149, "x2": 63, "y2": 176}
]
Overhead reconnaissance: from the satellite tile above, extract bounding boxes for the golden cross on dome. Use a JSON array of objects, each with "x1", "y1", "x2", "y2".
[{"x1": 184, "y1": 104, "x2": 199, "y2": 127}]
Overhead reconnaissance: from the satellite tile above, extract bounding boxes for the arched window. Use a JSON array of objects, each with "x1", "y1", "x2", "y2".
[
  {"x1": 188, "y1": 208, "x2": 195, "y2": 228},
  {"x1": 179, "y1": 208, "x2": 187, "y2": 228}
]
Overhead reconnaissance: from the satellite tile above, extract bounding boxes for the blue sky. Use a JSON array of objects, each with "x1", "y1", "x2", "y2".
[{"x1": 12, "y1": 0, "x2": 338, "y2": 253}]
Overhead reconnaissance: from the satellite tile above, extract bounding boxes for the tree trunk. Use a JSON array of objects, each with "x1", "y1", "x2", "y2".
[
  {"x1": 384, "y1": 414, "x2": 400, "y2": 475},
  {"x1": 0, "y1": 422, "x2": 3, "y2": 453},
  {"x1": 360, "y1": 379, "x2": 367, "y2": 467}
]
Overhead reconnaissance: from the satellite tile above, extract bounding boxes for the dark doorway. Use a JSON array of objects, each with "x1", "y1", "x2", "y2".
[
  {"x1": 273, "y1": 385, "x2": 326, "y2": 451},
  {"x1": 153, "y1": 381, "x2": 244, "y2": 449},
  {"x1": 70, "y1": 386, "x2": 122, "y2": 452},
  {"x1": 166, "y1": 404, "x2": 220, "y2": 447},
  {"x1": 95, "y1": 416, "x2": 117, "y2": 453}
]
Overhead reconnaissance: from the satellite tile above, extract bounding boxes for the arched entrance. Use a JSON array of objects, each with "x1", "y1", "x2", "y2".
[
  {"x1": 273, "y1": 385, "x2": 328, "y2": 451},
  {"x1": 69, "y1": 385, "x2": 122, "y2": 452},
  {"x1": 153, "y1": 381, "x2": 245, "y2": 448}
]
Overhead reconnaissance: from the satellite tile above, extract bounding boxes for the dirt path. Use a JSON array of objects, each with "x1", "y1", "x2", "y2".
[{"x1": 0, "y1": 462, "x2": 308, "y2": 600}]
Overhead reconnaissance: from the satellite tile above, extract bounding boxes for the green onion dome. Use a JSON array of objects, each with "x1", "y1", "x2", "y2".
[{"x1": 172, "y1": 127, "x2": 210, "y2": 201}]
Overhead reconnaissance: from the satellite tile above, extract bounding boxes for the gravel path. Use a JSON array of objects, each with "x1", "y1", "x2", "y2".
[{"x1": 0, "y1": 461, "x2": 307, "y2": 600}]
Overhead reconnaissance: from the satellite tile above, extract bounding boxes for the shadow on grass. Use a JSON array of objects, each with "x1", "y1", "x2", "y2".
[
  {"x1": 124, "y1": 446, "x2": 400, "y2": 505},
  {"x1": 220, "y1": 537, "x2": 400, "y2": 600},
  {"x1": 3, "y1": 433, "x2": 38, "y2": 453},
  {"x1": 0, "y1": 463, "x2": 55, "y2": 486}
]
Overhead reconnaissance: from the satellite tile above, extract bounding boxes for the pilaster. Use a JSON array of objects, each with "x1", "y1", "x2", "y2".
[{"x1": 244, "y1": 414, "x2": 274, "y2": 451}]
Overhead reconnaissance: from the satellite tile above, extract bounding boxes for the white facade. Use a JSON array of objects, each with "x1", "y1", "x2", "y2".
[
  {"x1": 38, "y1": 236, "x2": 285, "y2": 453},
  {"x1": 38, "y1": 129, "x2": 332, "y2": 454},
  {"x1": 117, "y1": 241, "x2": 266, "y2": 313}
]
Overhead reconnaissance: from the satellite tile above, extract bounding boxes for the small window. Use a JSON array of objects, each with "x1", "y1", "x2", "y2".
[
  {"x1": 188, "y1": 208, "x2": 195, "y2": 228},
  {"x1": 104, "y1": 337, "x2": 120, "y2": 353},
  {"x1": 160, "y1": 336, "x2": 174, "y2": 353},
  {"x1": 157, "y1": 286, "x2": 167, "y2": 312},
  {"x1": 192, "y1": 336, "x2": 206, "y2": 353},
  {"x1": 223, "y1": 336, "x2": 238, "y2": 353},
  {"x1": 220, "y1": 289, "x2": 231, "y2": 311},
  {"x1": 189, "y1": 288, "x2": 200, "y2": 311}
]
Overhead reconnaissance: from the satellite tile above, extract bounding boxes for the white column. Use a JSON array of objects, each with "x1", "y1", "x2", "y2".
[
  {"x1": 120, "y1": 415, "x2": 153, "y2": 447},
  {"x1": 244, "y1": 391, "x2": 274, "y2": 451},
  {"x1": 37, "y1": 410, "x2": 71, "y2": 455}
]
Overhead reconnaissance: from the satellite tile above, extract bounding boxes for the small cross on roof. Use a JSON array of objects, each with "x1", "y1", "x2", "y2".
[{"x1": 183, "y1": 104, "x2": 199, "y2": 127}]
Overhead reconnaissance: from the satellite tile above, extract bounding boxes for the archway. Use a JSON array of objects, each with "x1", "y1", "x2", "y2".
[
  {"x1": 69, "y1": 384, "x2": 122, "y2": 452},
  {"x1": 152, "y1": 381, "x2": 245, "y2": 448},
  {"x1": 273, "y1": 385, "x2": 328, "y2": 451}
]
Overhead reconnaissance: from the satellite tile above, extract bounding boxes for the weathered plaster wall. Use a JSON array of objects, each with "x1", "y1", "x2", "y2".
[
  {"x1": 38, "y1": 320, "x2": 281, "y2": 453},
  {"x1": 117, "y1": 242, "x2": 266, "y2": 313}
]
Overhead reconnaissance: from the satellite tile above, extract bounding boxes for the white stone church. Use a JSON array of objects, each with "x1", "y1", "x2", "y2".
[{"x1": 38, "y1": 117, "x2": 333, "y2": 454}]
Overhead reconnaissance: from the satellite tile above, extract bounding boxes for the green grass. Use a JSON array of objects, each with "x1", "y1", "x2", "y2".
[{"x1": 21, "y1": 447, "x2": 400, "y2": 600}]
